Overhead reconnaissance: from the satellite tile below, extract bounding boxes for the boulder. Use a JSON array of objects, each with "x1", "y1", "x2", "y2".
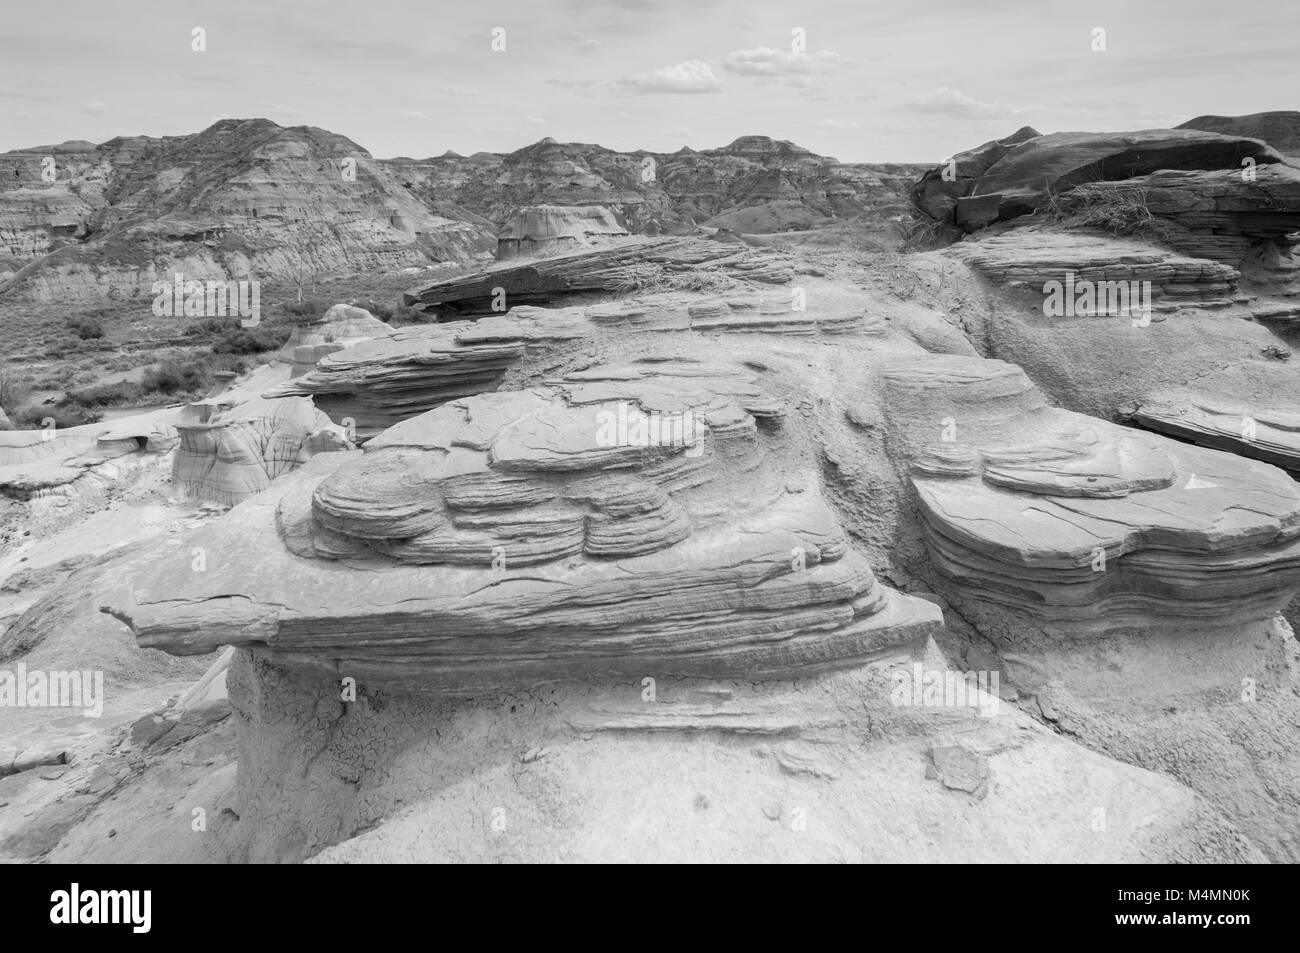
[{"x1": 911, "y1": 125, "x2": 1040, "y2": 222}]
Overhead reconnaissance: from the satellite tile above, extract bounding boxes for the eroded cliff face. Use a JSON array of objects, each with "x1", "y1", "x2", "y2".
[
  {"x1": 385, "y1": 135, "x2": 924, "y2": 235},
  {"x1": 0, "y1": 119, "x2": 496, "y2": 303}
]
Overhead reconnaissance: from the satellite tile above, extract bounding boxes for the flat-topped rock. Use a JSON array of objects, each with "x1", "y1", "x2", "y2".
[
  {"x1": 882, "y1": 354, "x2": 1300, "y2": 631},
  {"x1": 404, "y1": 235, "x2": 794, "y2": 314}
]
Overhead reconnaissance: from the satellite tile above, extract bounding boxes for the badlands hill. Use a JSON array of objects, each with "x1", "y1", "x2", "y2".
[
  {"x1": 0, "y1": 122, "x2": 919, "y2": 305},
  {"x1": 385, "y1": 134, "x2": 923, "y2": 234},
  {"x1": 0, "y1": 119, "x2": 496, "y2": 303}
]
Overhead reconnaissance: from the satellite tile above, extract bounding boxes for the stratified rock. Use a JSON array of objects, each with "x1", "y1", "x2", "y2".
[
  {"x1": 271, "y1": 295, "x2": 866, "y2": 434},
  {"x1": 915, "y1": 128, "x2": 1283, "y2": 227},
  {"x1": 968, "y1": 129, "x2": 1281, "y2": 223},
  {"x1": 405, "y1": 235, "x2": 794, "y2": 314},
  {"x1": 0, "y1": 119, "x2": 496, "y2": 303},
  {"x1": 1125, "y1": 361, "x2": 1300, "y2": 475},
  {"x1": 1179, "y1": 112, "x2": 1300, "y2": 158},
  {"x1": 386, "y1": 134, "x2": 926, "y2": 236},
  {"x1": 172, "y1": 396, "x2": 349, "y2": 506},
  {"x1": 0, "y1": 407, "x2": 11, "y2": 431},
  {"x1": 947, "y1": 228, "x2": 1240, "y2": 310},
  {"x1": 882, "y1": 354, "x2": 1300, "y2": 631},
  {"x1": 496, "y1": 205, "x2": 629, "y2": 259},
  {"x1": 103, "y1": 359, "x2": 942, "y2": 694}
]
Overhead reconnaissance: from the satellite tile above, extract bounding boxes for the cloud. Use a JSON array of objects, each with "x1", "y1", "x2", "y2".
[
  {"x1": 722, "y1": 47, "x2": 841, "y2": 78},
  {"x1": 82, "y1": 100, "x2": 108, "y2": 116},
  {"x1": 906, "y1": 87, "x2": 1027, "y2": 119},
  {"x1": 660, "y1": 125, "x2": 694, "y2": 136},
  {"x1": 526, "y1": 116, "x2": 546, "y2": 125},
  {"x1": 618, "y1": 60, "x2": 722, "y2": 94},
  {"x1": 811, "y1": 119, "x2": 860, "y2": 130}
]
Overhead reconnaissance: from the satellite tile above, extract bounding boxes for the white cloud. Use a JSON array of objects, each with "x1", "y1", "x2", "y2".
[
  {"x1": 723, "y1": 47, "x2": 841, "y2": 78},
  {"x1": 82, "y1": 100, "x2": 108, "y2": 116},
  {"x1": 526, "y1": 116, "x2": 546, "y2": 125},
  {"x1": 618, "y1": 60, "x2": 722, "y2": 94},
  {"x1": 812, "y1": 119, "x2": 859, "y2": 130},
  {"x1": 660, "y1": 125, "x2": 694, "y2": 136},
  {"x1": 907, "y1": 87, "x2": 1027, "y2": 119}
]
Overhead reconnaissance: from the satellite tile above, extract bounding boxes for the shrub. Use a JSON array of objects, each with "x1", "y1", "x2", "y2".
[
  {"x1": 141, "y1": 360, "x2": 212, "y2": 395},
  {"x1": 61, "y1": 381, "x2": 143, "y2": 408},
  {"x1": 17, "y1": 405, "x2": 102, "y2": 429},
  {"x1": 0, "y1": 369, "x2": 30, "y2": 415},
  {"x1": 211, "y1": 327, "x2": 290, "y2": 355},
  {"x1": 66, "y1": 317, "x2": 105, "y2": 340},
  {"x1": 1043, "y1": 183, "x2": 1175, "y2": 239}
]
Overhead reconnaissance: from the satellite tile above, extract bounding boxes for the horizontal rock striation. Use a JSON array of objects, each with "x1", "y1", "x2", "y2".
[
  {"x1": 404, "y1": 235, "x2": 794, "y2": 314},
  {"x1": 882, "y1": 354, "x2": 1300, "y2": 631},
  {"x1": 103, "y1": 360, "x2": 941, "y2": 693},
  {"x1": 1125, "y1": 362, "x2": 1300, "y2": 475},
  {"x1": 947, "y1": 229, "x2": 1240, "y2": 310},
  {"x1": 270, "y1": 295, "x2": 870, "y2": 433}
]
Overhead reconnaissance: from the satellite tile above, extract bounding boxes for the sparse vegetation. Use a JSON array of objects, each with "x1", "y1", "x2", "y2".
[
  {"x1": 1043, "y1": 183, "x2": 1176, "y2": 239},
  {"x1": 899, "y1": 214, "x2": 961, "y2": 252},
  {"x1": 0, "y1": 368, "x2": 31, "y2": 417},
  {"x1": 613, "y1": 262, "x2": 740, "y2": 294}
]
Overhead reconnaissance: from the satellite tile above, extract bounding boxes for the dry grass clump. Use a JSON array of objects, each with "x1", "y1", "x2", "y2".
[
  {"x1": 612, "y1": 263, "x2": 740, "y2": 294},
  {"x1": 1044, "y1": 183, "x2": 1173, "y2": 239}
]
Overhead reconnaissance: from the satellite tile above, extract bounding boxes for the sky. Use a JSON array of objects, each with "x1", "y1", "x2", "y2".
[{"x1": 2, "y1": 0, "x2": 1297, "y2": 163}]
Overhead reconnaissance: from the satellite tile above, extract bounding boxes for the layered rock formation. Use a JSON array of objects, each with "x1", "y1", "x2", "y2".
[
  {"x1": 496, "y1": 205, "x2": 629, "y2": 259},
  {"x1": 271, "y1": 293, "x2": 869, "y2": 434},
  {"x1": 0, "y1": 119, "x2": 496, "y2": 302},
  {"x1": 913, "y1": 128, "x2": 1281, "y2": 229},
  {"x1": 1124, "y1": 361, "x2": 1300, "y2": 475},
  {"x1": 172, "y1": 395, "x2": 350, "y2": 506},
  {"x1": 387, "y1": 135, "x2": 925, "y2": 236},
  {"x1": 882, "y1": 355, "x2": 1300, "y2": 631},
  {"x1": 947, "y1": 229, "x2": 1240, "y2": 310},
  {"x1": 106, "y1": 359, "x2": 942, "y2": 694},
  {"x1": 1179, "y1": 111, "x2": 1300, "y2": 159},
  {"x1": 406, "y1": 235, "x2": 793, "y2": 314}
]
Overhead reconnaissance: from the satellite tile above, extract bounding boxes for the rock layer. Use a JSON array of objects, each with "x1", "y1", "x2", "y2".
[
  {"x1": 882, "y1": 354, "x2": 1300, "y2": 630},
  {"x1": 104, "y1": 359, "x2": 942, "y2": 693}
]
